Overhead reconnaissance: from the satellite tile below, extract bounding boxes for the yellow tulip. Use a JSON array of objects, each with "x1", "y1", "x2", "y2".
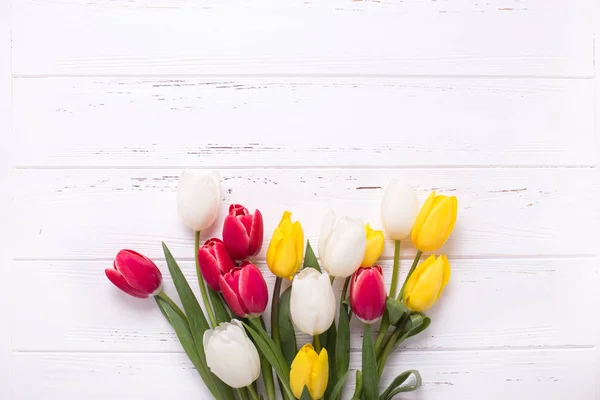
[
  {"x1": 361, "y1": 224, "x2": 384, "y2": 267},
  {"x1": 403, "y1": 255, "x2": 450, "y2": 312},
  {"x1": 266, "y1": 211, "x2": 304, "y2": 279},
  {"x1": 290, "y1": 344, "x2": 328, "y2": 399},
  {"x1": 411, "y1": 191, "x2": 458, "y2": 252}
]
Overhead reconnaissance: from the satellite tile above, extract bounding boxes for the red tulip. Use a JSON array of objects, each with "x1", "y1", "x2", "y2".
[
  {"x1": 198, "y1": 238, "x2": 237, "y2": 291},
  {"x1": 222, "y1": 204, "x2": 264, "y2": 260},
  {"x1": 105, "y1": 249, "x2": 163, "y2": 298},
  {"x1": 349, "y1": 266, "x2": 386, "y2": 324},
  {"x1": 219, "y1": 261, "x2": 268, "y2": 318}
]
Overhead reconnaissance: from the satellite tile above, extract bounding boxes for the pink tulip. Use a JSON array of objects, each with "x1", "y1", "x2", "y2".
[
  {"x1": 349, "y1": 265, "x2": 386, "y2": 324},
  {"x1": 219, "y1": 261, "x2": 269, "y2": 318},
  {"x1": 198, "y1": 238, "x2": 237, "y2": 291},
  {"x1": 222, "y1": 204, "x2": 264, "y2": 260},
  {"x1": 105, "y1": 249, "x2": 163, "y2": 298}
]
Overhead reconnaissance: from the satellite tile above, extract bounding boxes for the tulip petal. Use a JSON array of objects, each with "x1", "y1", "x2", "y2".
[
  {"x1": 238, "y1": 263, "x2": 268, "y2": 316},
  {"x1": 290, "y1": 344, "x2": 318, "y2": 399},
  {"x1": 219, "y1": 274, "x2": 248, "y2": 317},
  {"x1": 114, "y1": 250, "x2": 162, "y2": 294},
  {"x1": 248, "y1": 209, "x2": 264, "y2": 257},
  {"x1": 411, "y1": 191, "x2": 437, "y2": 245},
  {"x1": 198, "y1": 248, "x2": 222, "y2": 291},
  {"x1": 105, "y1": 268, "x2": 150, "y2": 298},
  {"x1": 310, "y1": 349, "x2": 329, "y2": 399},
  {"x1": 275, "y1": 234, "x2": 298, "y2": 279},
  {"x1": 223, "y1": 215, "x2": 251, "y2": 260},
  {"x1": 416, "y1": 196, "x2": 457, "y2": 251},
  {"x1": 292, "y1": 221, "x2": 304, "y2": 269}
]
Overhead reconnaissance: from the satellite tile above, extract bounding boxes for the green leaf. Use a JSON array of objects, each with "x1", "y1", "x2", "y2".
[
  {"x1": 208, "y1": 288, "x2": 231, "y2": 324},
  {"x1": 335, "y1": 303, "x2": 351, "y2": 381},
  {"x1": 379, "y1": 370, "x2": 422, "y2": 400},
  {"x1": 329, "y1": 370, "x2": 349, "y2": 400},
  {"x1": 385, "y1": 297, "x2": 407, "y2": 326},
  {"x1": 161, "y1": 243, "x2": 234, "y2": 400},
  {"x1": 402, "y1": 312, "x2": 431, "y2": 339},
  {"x1": 362, "y1": 324, "x2": 379, "y2": 400},
  {"x1": 302, "y1": 240, "x2": 321, "y2": 272},
  {"x1": 260, "y1": 351, "x2": 276, "y2": 400},
  {"x1": 351, "y1": 370, "x2": 363, "y2": 400},
  {"x1": 324, "y1": 321, "x2": 337, "y2": 399},
  {"x1": 384, "y1": 370, "x2": 422, "y2": 399},
  {"x1": 278, "y1": 286, "x2": 298, "y2": 367},
  {"x1": 241, "y1": 321, "x2": 294, "y2": 400},
  {"x1": 300, "y1": 386, "x2": 312, "y2": 400},
  {"x1": 155, "y1": 297, "x2": 219, "y2": 398}
]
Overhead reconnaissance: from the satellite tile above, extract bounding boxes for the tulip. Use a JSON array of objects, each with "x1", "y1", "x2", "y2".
[
  {"x1": 290, "y1": 344, "x2": 329, "y2": 400},
  {"x1": 105, "y1": 249, "x2": 162, "y2": 298},
  {"x1": 197, "y1": 238, "x2": 237, "y2": 292},
  {"x1": 403, "y1": 255, "x2": 451, "y2": 312},
  {"x1": 381, "y1": 180, "x2": 419, "y2": 240},
  {"x1": 290, "y1": 268, "x2": 336, "y2": 336},
  {"x1": 266, "y1": 211, "x2": 304, "y2": 279},
  {"x1": 222, "y1": 204, "x2": 264, "y2": 260},
  {"x1": 361, "y1": 224, "x2": 384, "y2": 267},
  {"x1": 411, "y1": 191, "x2": 458, "y2": 252},
  {"x1": 349, "y1": 265, "x2": 386, "y2": 323},
  {"x1": 318, "y1": 211, "x2": 366, "y2": 278},
  {"x1": 177, "y1": 169, "x2": 222, "y2": 231},
  {"x1": 203, "y1": 319, "x2": 261, "y2": 388},
  {"x1": 219, "y1": 261, "x2": 269, "y2": 318}
]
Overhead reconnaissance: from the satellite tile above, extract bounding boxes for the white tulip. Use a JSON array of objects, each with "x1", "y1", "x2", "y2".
[
  {"x1": 381, "y1": 180, "x2": 419, "y2": 240},
  {"x1": 203, "y1": 319, "x2": 261, "y2": 388},
  {"x1": 318, "y1": 211, "x2": 367, "y2": 278},
  {"x1": 290, "y1": 268, "x2": 336, "y2": 336},
  {"x1": 177, "y1": 169, "x2": 222, "y2": 231}
]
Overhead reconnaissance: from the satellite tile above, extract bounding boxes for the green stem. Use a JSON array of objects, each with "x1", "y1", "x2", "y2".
[
  {"x1": 330, "y1": 275, "x2": 335, "y2": 284},
  {"x1": 377, "y1": 327, "x2": 404, "y2": 378},
  {"x1": 156, "y1": 291, "x2": 187, "y2": 322},
  {"x1": 397, "y1": 250, "x2": 423, "y2": 301},
  {"x1": 271, "y1": 277, "x2": 282, "y2": 348},
  {"x1": 247, "y1": 384, "x2": 260, "y2": 400},
  {"x1": 235, "y1": 388, "x2": 249, "y2": 400},
  {"x1": 373, "y1": 314, "x2": 390, "y2": 357},
  {"x1": 313, "y1": 334, "x2": 321, "y2": 353},
  {"x1": 388, "y1": 240, "x2": 401, "y2": 298},
  {"x1": 341, "y1": 277, "x2": 350, "y2": 304},
  {"x1": 195, "y1": 231, "x2": 217, "y2": 328}
]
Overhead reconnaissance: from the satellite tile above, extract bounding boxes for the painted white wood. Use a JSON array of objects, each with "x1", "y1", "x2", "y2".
[
  {"x1": 12, "y1": 77, "x2": 596, "y2": 167},
  {"x1": 11, "y1": 0, "x2": 595, "y2": 76},
  {"x1": 11, "y1": 168, "x2": 596, "y2": 260},
  {"x1": 0, "y1": 0, "x2": 12, "y2": 397},
  {"x1": 11, "y1": 258, "x2": 597, "y2": 352},
  {"x1": 12, "y1": 349, "x2": 596, "y2": 399}
]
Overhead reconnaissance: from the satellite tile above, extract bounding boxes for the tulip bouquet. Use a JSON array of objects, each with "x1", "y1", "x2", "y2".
[{"x1": 105, "y1": 171, "x2": 458, "y2": 400}]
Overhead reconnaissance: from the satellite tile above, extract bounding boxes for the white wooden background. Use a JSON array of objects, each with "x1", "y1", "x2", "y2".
[{"x1": 1, "y1": 0, "x2": 599, "y2": 398}]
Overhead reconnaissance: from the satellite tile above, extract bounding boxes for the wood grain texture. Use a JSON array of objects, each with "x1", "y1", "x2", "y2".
[
  {"x1": 12, "y1": 349, "x2": 596, "y2": 399},
  {"x1": 12, "y1": 77, "x2": 596, "y2": 167},
  {"x1": 11, "y1": 258, "x2": 596, "y2": 352},
  {"x1": 11, "y1": 0, "x2": 594, "y2": 76},
  {"x1": 11, "y1": 168, "x2": 596, "y2": 260}
]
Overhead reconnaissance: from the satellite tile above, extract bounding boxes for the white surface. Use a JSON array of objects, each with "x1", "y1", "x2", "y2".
[{"x1": 2, "y1": 0, "x2": 599, "y2": 399}]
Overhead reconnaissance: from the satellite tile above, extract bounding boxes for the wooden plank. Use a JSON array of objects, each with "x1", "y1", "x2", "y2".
[
  {"x1": 12, "y1": 348, "x2": 596, "y2": 399},
  {"x1": 11, "y1": 0, "x2": 594, "y2": 76},
  {"x1": 11, "y1": 258, "x2": 596, "y2": 352},
  {"x1": 12, "y1": 77, "x2": 596, "y2": 167},
  {"x1": 0, "y1": 0, "x2": 12, "y2": 397},
  {"x1": 11, "y1": 168, "x2": 596, "y2": 260}
]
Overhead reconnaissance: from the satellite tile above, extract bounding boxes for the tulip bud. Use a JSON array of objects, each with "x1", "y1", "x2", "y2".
[
  {"x1": 361, "y1": 224, "x2": 385, "y2": 267},
  {"x1": 381, "y1": 180, "x2": 419, "y2": 240},
  {"x1": 290, "y1": 268, "x2": 336, "y2": 336},
  {"x1": 222, "y1": 204, "x2": 264, "y2": 260},
  {"x1": 266, "y1": 211, "x2": 304, "y2": 279},
  {"x1": 318, "y1": 211, "x2": 366, "y2": 278},
  {"x1": 403, "y1": 255, "x2": 451, "y2": 312},
  {"x1": 411, "y1": 191, "x2": 458, "y2": 252},
  {"x1": 290, "y1": 344, "x2": 329, "y2": 400},
  {"x1": 176, "y1": 169, "x2": 221, "y2": 231},
  {"x1": 219, "y1": 261, "x2": 269, "y2": 318},
  {"x1": 197, "y1": 238, "x2": 237, "y2": 291},
  {"x1": 203, "y1": 319, "x2": 261, "y2": 388},
  {"x1": 105, "y1": 249, "x2": 162, "y2": 298},
  {"x1": 349, "y1": 265, "x2": 386, "y2": 324}
]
